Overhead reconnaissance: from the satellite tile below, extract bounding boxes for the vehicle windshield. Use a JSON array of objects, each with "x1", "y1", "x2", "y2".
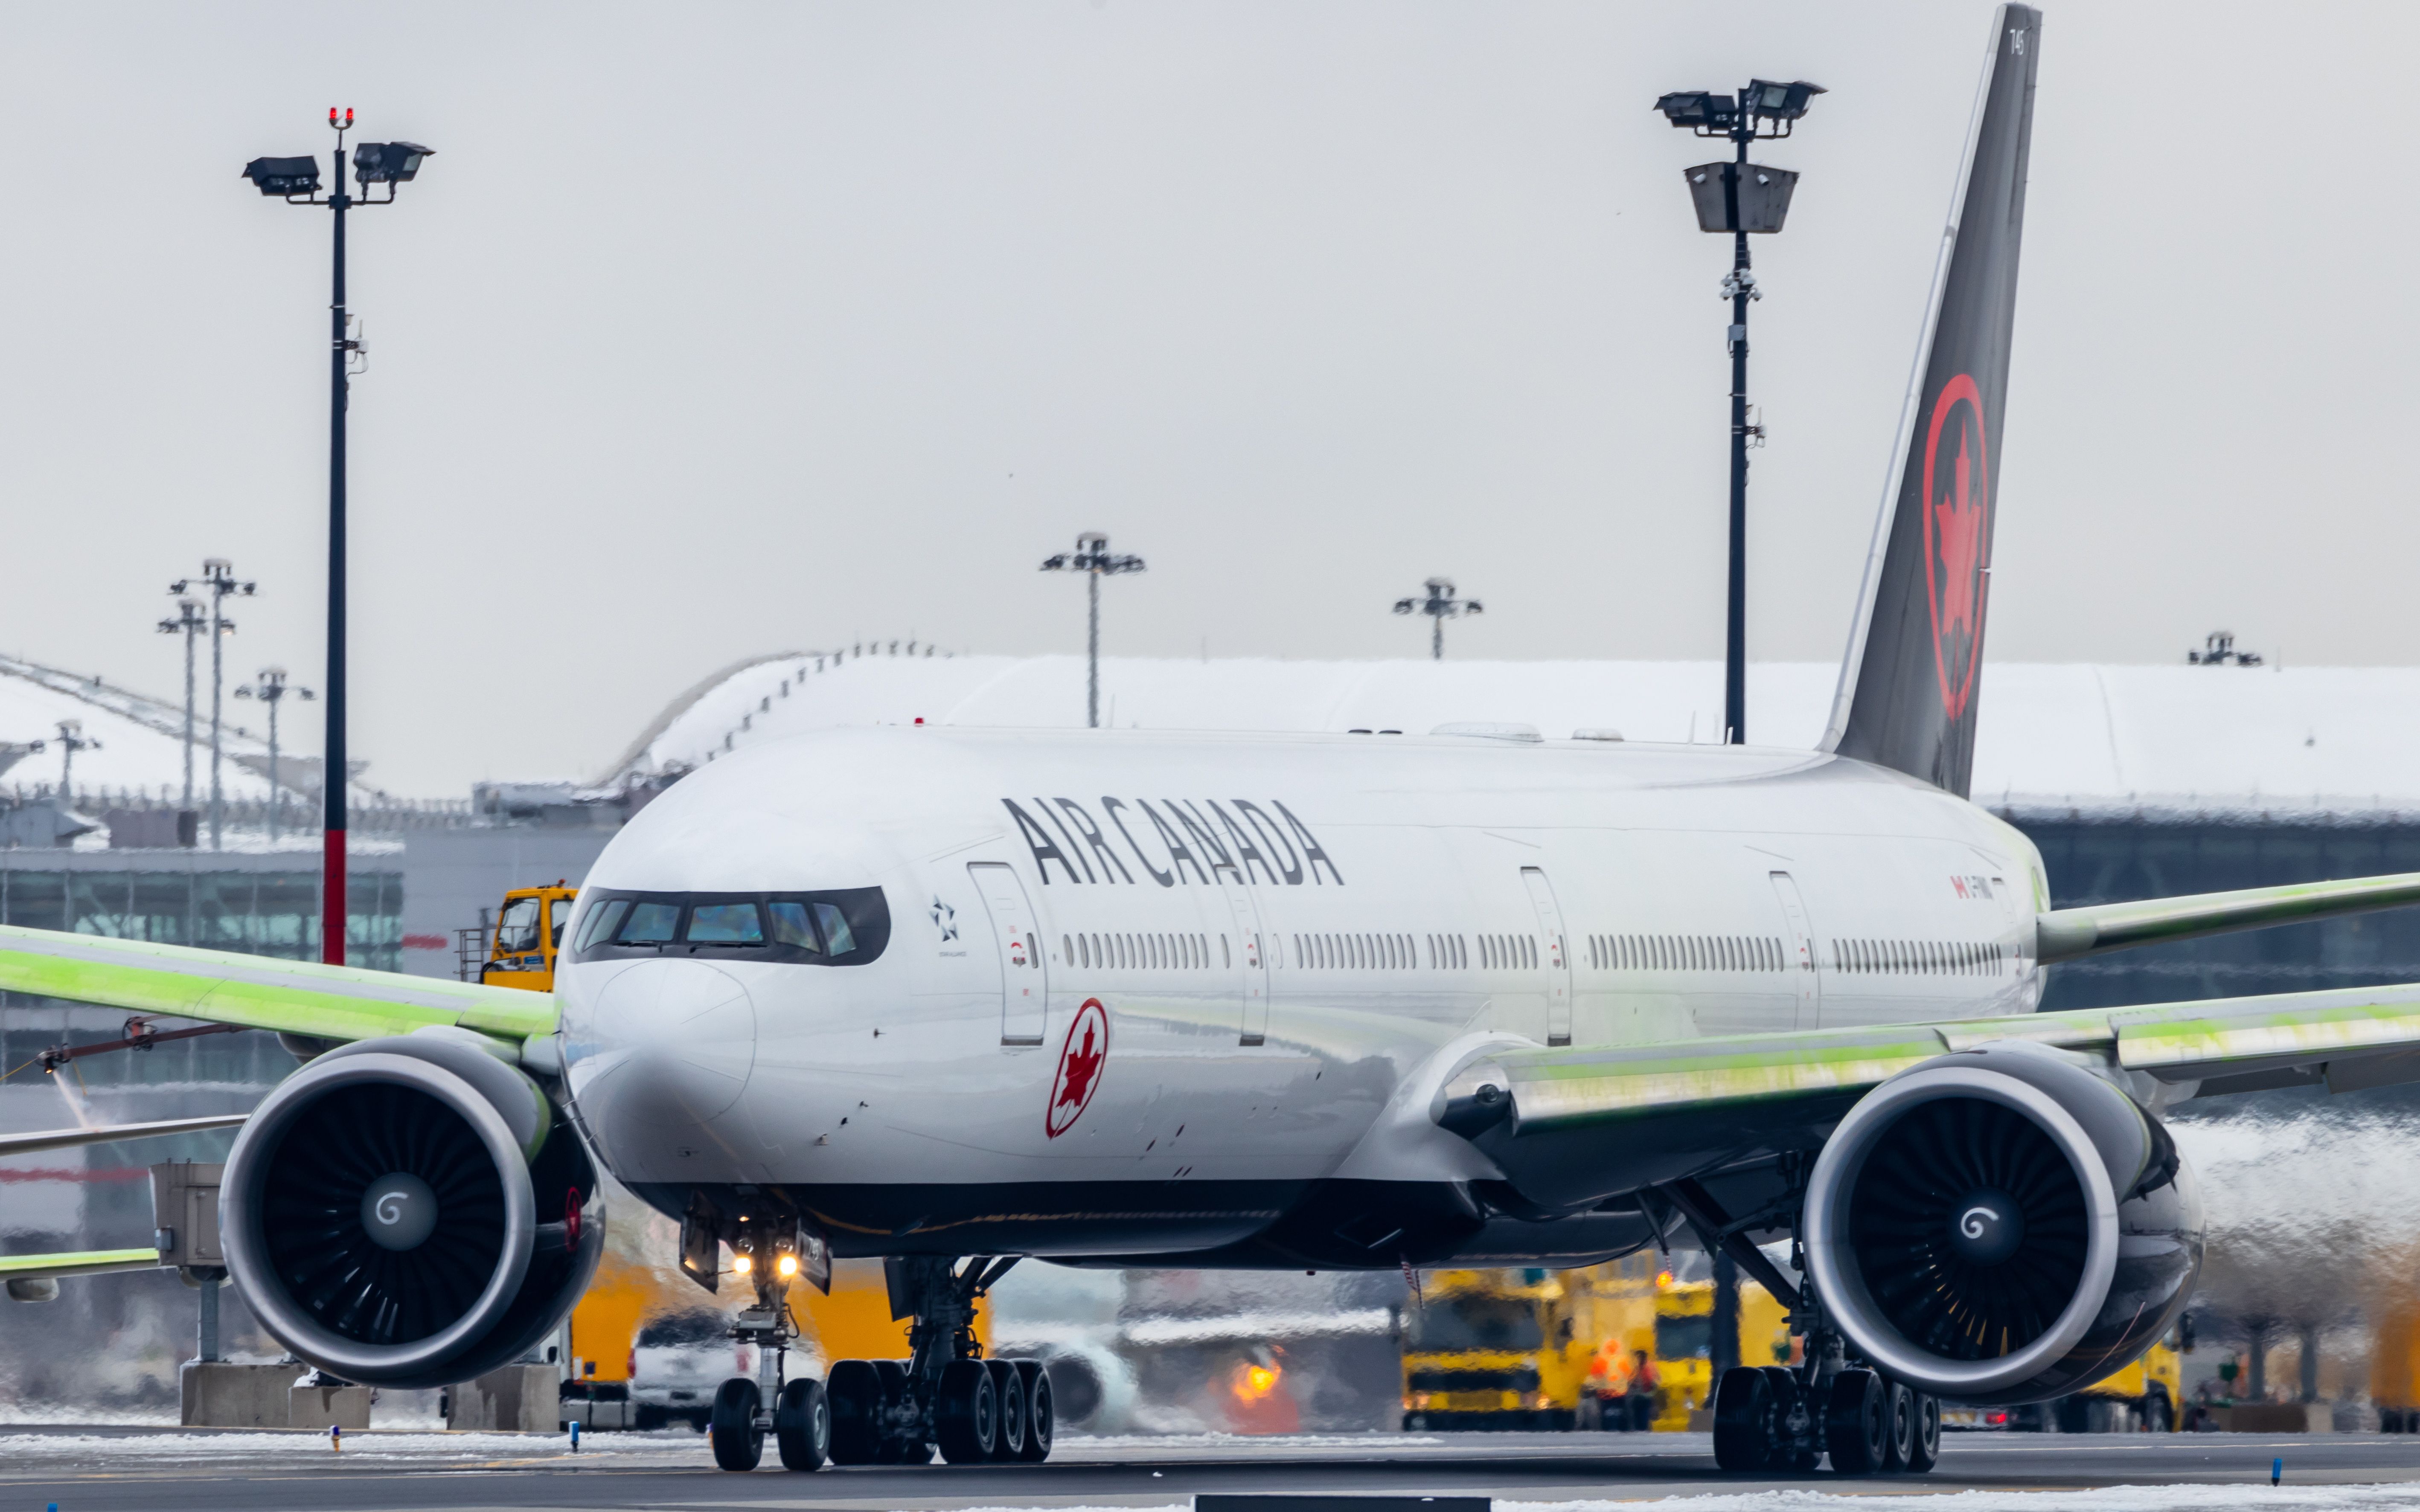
[
  {"x1": 495, "y1": 897, "x2": 542, "y2": 954},
  {"x1": 1405, "y1": 1296, "x2": 1545, "y2": 1352},
  {"x1": 637, "y1": 1311, "x2": 730, "y2": 1349},
  {"x1": 1655, "y1": 1314, "x2": 1714, "y2": 1360},
  {"x1": 568, "y1": 887, "x2": 889, "y2": 966}
]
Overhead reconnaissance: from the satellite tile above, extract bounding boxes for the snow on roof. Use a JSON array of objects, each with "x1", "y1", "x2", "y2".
[
  {"x1": 0, "y1": 653, "x2": 387, "y2": 806},
  {"x1": 608, "y1": 649, "x2": 2404, "y2": 815}
]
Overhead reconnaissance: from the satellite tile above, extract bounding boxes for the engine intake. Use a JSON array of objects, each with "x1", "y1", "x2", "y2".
[
  {"x1": 221, "y1": 1030, "x2": 601, "y2": 1389},
  {"x1": 1803, "y1": 1041, "x2": 2201, "y2": 1405}
]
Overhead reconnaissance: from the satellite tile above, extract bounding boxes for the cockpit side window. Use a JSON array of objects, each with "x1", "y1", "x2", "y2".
[{"x1": 569, "y1": 887, "x2": 888, "y2": 966}]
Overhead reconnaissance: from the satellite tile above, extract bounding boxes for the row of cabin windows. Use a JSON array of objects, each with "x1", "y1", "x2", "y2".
[
  {"x1": 1065, "y1": 931, "x2": 1218, "y2": 972},
  {"x1": 1589, "y1": 933, "x2": 1785, "y2": 973},
  {"x1": 1053, "y1": 926, "x2": 2004, "y2": 980},
  {"x1": 1836, "y1": 938, "x2": 2006, "y2": 975}
]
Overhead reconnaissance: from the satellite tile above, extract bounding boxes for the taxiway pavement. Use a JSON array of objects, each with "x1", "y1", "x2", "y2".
[{"x1": 8, "y1": 1427, "x2": 2420, "y2": 1510}]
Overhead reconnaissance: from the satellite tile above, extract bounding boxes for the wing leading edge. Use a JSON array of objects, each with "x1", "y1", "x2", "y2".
[{"x1": 0, "y1": 924, "x2": 556, "y2": 1061}]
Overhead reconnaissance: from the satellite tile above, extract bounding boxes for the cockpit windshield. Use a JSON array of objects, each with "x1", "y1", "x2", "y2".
[{"x1": 567, "y1": 887, "x2": 888, "y2": 966}]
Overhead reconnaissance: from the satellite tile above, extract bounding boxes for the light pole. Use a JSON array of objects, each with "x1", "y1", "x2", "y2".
[
  {"x1": 1654, "y1": 78, "x2": 1824, "y2": 745},
  {"x1": 54, "y1": 720, "x2": 99, "y2": 803},
  {"x1": 157, "y1": 596, "x2": 206, "y2": 813},
  {"x1": 235, "y1": 668, "x2": 314, "y2": 843},
  {"x1": 1393, "y1": 578, "x2": 1483, "y2": 660},
  {"x1": 173, "y1": 560, "x2": 253, "y2": 851},
  {"x1": 244, "y1": 115, "x2": 434, "y2": 961},
  {"x1": 1040, "y1": 532, "x2": 1146, "y2": 729}
]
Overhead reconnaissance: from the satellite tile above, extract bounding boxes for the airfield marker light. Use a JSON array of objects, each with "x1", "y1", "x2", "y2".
[
  {"x1": 239, "y1": 110, "x2": 435, "y2": 961},
  {"x1": 1652, "y1": 75, "x2": 1822, "y2": 746}
]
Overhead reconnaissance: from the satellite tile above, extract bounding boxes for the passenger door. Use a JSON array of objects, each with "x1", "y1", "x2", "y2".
[
  {"x1": 1769, "y1": 871, "x2": 1821, "y2": 1029},
  {"x1": 969, "y1": 863, "x2": 1048, "y2": 1045},
  {"x1": 1214, "y1": 865, "x2": 1270, "y2": 1045},
  {"x1": 1520, "y1": 868, "x2": 1574, "y2": 1046}
]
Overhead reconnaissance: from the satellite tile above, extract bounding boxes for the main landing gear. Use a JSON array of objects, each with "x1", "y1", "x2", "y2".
[
  {"x1": 1710, "y1": 1362, "x2": 1937, "y2": 1476},
  {"x1": 709, "y1": 1251, "x2": 1053, "y2": 1472}
]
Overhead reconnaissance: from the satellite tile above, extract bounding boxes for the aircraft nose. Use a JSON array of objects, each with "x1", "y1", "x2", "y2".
[{"x1": 580, "y1": 958, "x2": 757, "y2": 1126}]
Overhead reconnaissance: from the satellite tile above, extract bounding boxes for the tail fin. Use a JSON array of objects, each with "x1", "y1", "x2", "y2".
[{"x1": 1823, "y1": 5, "x2": 2040, "y2": 797}]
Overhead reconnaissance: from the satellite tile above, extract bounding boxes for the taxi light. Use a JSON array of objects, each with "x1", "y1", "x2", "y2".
[
  {"x1": 733, "y1": 1254, "x2": 753, "y2": 1275},
  {"x1": 777, "y1": 1253, "x2": 799, "y2": 1278}
]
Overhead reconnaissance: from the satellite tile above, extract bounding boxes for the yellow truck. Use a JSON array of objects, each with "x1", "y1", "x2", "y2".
[
  {"x1": 480, "y1": 882, "x2": 579, "y2": 990},
  {"x1": 1994, "y1": 1334, "x2": 2183, "y2": 1432},
  {"x1": 1399, "y1": 1259, "x2": 1792, "y2": 1433},
  {"x1": 1641, "y1": 1272, "x2": 1793, "y2": 1431}
]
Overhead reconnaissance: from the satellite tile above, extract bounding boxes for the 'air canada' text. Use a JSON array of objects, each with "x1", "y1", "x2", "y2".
[{"x1": 1001, "y1": 798, "x2": 1343, "y2": 888}]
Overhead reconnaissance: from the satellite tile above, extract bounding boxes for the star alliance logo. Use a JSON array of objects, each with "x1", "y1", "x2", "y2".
[{"x1": 930, "y1": 897, "x2": 958, "y2": 941}]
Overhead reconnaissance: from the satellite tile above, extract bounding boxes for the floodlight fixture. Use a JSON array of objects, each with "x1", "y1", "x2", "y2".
[
  {"x1": 1393, "y1": 578, "x2": 1482, "y2": 661},
  {"x1": 1040, "y1": 531, "x2": 1147, "y2": 728},
  {"x1": 1745, "y1": 78, "x2": 1826, "y2": 122},
  {"x1": 353, "y1": 141, "x2": 434, "y2": 185},
  {"x1": 242, "y1": 157, "x2": 322, "y2": 197},
  {"x1": 1654, "y1": 92, "x2": 1739, "y2": 134}
]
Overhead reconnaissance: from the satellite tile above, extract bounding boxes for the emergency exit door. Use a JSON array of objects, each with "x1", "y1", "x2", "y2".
[
  {"x1": 1520, "y1": 867, "x2": 1573, "y2": 1046},
  {"x1": 969, "y1": 863, "x2": 1048, "y2": 1045},
  {"x1": 1214, "y1": 865, "x2": 1270, "y2": 1045}
]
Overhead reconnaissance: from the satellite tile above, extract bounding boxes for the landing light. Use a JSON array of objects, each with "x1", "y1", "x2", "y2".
[
  {"x1": 733, "y1": 1254, "x2": 753, "y2": 1275},
  {"x1": 777, "y1": 1253, "x2": 799, "y2": 1279}
]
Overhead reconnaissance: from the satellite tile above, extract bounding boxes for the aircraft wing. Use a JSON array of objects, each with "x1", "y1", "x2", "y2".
[
  {"x1": 2037, "y1": 871, "x2": 2420, "y2": 963},
  {"x1": 0, "y1": 924, "x2": 557, "y2": 1062},
  {"x1": 1453, "y1": 982, "x2": 2420, "y2": 1209},
  {"x1": 1, "y1": 1248, "x2": 161, "y2": 1282}
]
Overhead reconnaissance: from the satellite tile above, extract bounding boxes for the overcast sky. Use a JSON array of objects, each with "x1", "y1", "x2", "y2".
[{"x1": 0, "y1": 2, "x2": 2409, "y2": 795}]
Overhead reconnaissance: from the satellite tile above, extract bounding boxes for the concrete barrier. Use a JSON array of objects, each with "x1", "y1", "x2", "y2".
[
  {"x1": 289, "y1": 1377, "x2": 373, "y2": 1431},
  {"x1": 180, "y1": 1362, "x2": 298, "y2": 1428},
  {"x1": 447, "y1": 1364, "x2": 561, "y2": 1431}
]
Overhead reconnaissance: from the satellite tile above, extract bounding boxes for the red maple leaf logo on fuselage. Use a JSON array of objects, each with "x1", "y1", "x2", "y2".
[{"x1": 1046, "y1": 1000, "x2": 1110, "y2": 1138}]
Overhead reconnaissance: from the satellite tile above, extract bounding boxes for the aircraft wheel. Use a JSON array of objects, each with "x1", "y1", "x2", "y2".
[
  {"x1": 935, "y1": 1358, "x2": 998, "y2": 1464},
  {"x1": 1824, "y1": 1368, "x2": 1887, "y2": 1474},
  {"x1": 709, "y1": 1378, "x2": 764, "y2": 1471},
  {"x1": 1016, "y1": 1359, "x2": 1054, "y2": 1462},
  {"x1": 1881, "y1": 1381, "x2": 1915, "y2": 1471},
  {"x1": 826, "y1": 1359, "x2": 881, "y2": 1465},
  {"x1": 776, "y1": 1378, "x2": 830, "y2": 1471},
  {"x1": 1905, "y1": 1391, "x2": 1940, "y2": 1473},
  {"x1": 1711, "y1": 1366, "x2": 1772, "y2": 1472},
  {"x1": 1759, "y1": 1365, "x2": 1818, "y2": 1471},
  {"x1": 987, "y1": 1359, "x2": 1027, "y2": 1460}
]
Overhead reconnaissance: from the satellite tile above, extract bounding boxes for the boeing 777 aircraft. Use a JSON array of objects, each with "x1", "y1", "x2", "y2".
[{"x1": 12, "y1": 4, "x2": 2420, "y2": 1477}]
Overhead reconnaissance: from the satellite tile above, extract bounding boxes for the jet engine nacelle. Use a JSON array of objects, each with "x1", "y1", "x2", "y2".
[
  {"x1": 220, "y1": 1030, "x2": 602, "y2": 1389},
  {"x1": 1803, "y1": 1041, "x2": 2202, "y2": 1405}
]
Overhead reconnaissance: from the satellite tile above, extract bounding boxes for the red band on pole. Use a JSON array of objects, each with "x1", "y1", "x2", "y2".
[{"x1": 323, "y1": 827, "x2": 348, "y2": 965}]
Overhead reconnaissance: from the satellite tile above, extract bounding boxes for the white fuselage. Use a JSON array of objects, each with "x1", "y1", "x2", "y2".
[{"x1": 555, "y1": 725, "x2": 2046, "y2": 1262}]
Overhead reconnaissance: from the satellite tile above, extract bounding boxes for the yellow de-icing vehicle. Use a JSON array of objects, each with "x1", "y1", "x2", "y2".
[
  {"x1": 481, "y1": 882, "x2": 579, "y2": 990},
  {"x1": 1399, "y1": 1268, "x2": 1599, "y2": 1430},
  {"x1": 1645, "y1": 1272, "x2": 1794, "y2": 1430}
]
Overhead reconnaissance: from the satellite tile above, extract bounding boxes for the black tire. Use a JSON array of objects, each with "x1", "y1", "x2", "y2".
[
  {"x1": 634, "y1": 1404, "x2": 666, "y2": 1431},
  {"x1": 1016, "y1": 1360, "x2": 1053, "y2": 1462},
  {"x1": 1905, "y1": 1392, "x2": 1940, "y2": 1474},
  {"x1": 1824, "y1": 1368, "x2": 1888, "y2": 1475},
  {"x1": 826, "y1": 1359, "x2": 882, "y2": 1466},
  {"x1": 987, "y1": 1359, "x2": 1026, "y2": 1460},
  {"x1": 935, "y1": 1358, "x2": 998, "y2": 1464},
  {"x1": 710, "y1": 1378, "x2": 764, "y2": 1472},
  {"x1": 776, "y1": 1378, "x2": 830, "y2": 1471},
  {"x1": 1882, "y1": 1382, "x2": 1914, "y2": 1472},
  {"x1": 1711, "y1": 1366, "x2": 1772, "y2": 1472}
]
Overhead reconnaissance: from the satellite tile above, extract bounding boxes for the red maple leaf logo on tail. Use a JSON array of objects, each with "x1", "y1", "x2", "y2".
[
  {"x1": 1046, "y1": 999, "x2": 1110, "y2": 1138},
  {"x1": 1921, "y1": 374, "x2": 1990, "y2": 721}
]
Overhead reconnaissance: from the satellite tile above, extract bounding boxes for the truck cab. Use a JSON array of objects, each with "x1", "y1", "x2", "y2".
[{"x1": 483, "y1": 883, "x2": 578, "y2": 991}]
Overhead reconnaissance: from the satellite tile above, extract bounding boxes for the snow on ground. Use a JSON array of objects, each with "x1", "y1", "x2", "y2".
[{"x1": 1512, "y1": 1493, "x2": 2420, "y2": 1511}]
